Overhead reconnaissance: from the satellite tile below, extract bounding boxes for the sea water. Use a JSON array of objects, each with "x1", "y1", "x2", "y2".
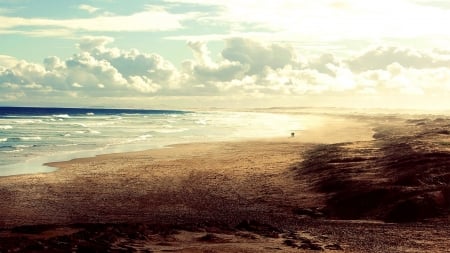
[{"x1": 0, "y1": 107, "x2": 305, "y2": 176}]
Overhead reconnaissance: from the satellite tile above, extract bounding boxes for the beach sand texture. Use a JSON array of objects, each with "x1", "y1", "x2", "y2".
[{"x1": 1, "y1": 114, "x2": 450, "y2": 252}]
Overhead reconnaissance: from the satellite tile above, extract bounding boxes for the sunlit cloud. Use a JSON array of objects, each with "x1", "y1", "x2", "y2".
[
  {"x1": 78, "y1": 4, "x2": 99, "y2": 14},
  {"x1": 164, "y1": 0, "x2": 450, "y2": 43},
  {"x1": 0, "y1": 28, "x2": 74, "y2": 38},
  {"x1": 0, "y1": 55, "x2": 19, "y2": 68},
  {"x1": 0, "y1": 7, "x2": 187, "y2": 34},
  {"x1": 1, "y1": 0, "x2": 450, "y2": 109},
  {"x1": 348, "y1": 46, "x2": 450, "y2": 71},
  {"x1": 1, "y1": 37, "x2": 450, "y2": 108}
]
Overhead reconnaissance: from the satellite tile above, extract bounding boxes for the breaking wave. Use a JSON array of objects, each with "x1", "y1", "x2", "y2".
[
  {"x1": 19, "y1": 136, "x2": 42, "y2": 141},
  {"x1": 53, "y1": 114, "x2": 71, "y2": 118}
]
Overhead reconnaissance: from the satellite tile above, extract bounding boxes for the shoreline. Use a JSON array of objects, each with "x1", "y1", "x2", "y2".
[
  {"x1": 1, "y1": 113, "x2": 450, "y2": 252},
  {"x1": 0, "y1": 114, "x2": 376, "y2": 228},
  {"x1": 1, "y1": 111, "x2": 374, "y2": 178},
  {"x1": 45, "y1": 112, "x2": 375, "y2": 171}
]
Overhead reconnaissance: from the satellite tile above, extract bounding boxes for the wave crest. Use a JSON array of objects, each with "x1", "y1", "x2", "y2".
[
  {"x1": 53, "y1": 114, "x2": 71, "y2": 118},
  {"x1": 1, "y1": 148, "x2": 23, "y2": 153},
  {"x1": 20, "y1": 136, "x2": 42, "y2": 141}
]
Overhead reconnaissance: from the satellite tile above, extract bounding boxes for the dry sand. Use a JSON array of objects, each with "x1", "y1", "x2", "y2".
[{"x1": 1, "y1": 113, "x2": 450, "y2": 252}]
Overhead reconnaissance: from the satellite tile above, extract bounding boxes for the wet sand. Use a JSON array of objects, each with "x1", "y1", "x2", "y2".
[{"x1": 1, "y1": 113, "x2": 449, "y2": 252}]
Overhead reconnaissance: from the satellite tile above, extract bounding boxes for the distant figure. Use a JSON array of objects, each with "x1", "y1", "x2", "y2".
[{"x1": 291, "y1": 132, "x2": 295, "y2": 137}]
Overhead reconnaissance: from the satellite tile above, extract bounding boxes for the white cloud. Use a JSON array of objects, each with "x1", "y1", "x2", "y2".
[
  {"x1": 128, "y1": 76, "x2": 160, "y2": 93},
  {"x1": 60, "y1": 10, "x2": 183, "y2": 32},
  {"x1": 187, "y1": 41, "x2": 213, "y2": 66},
  {"x1": 77, "y1": 37, "x2": 180, "y2": 88},
  {"x1": 77, "y1": 36, "x2": 115, "y2": 52},
  {"x1": 164, "y1": 0, "x2": 450, "y2": 44},
  {"x1": 181, "y1": 39, "x2": 335, "y2": 95},
  {"x1": 185, "y1": 41, "x2": 248, "y2": 83},
  {"x1": 348, "y1": 46, "x2": 450, "y2": 71},
  {"x1": 0, "y1": 8, "x2": 186, "y2": 36},
  {"x1": 306, "y1": 53, "x2": 342, "y2": 76},
  {"x1": 221, "y1": 38, "x2": 297, "y2": 74},
  {"x1": 410, "y1": 0, "x2": 450, "y2": 9},
  {"x1": 0, "y1": 55, "x2": 19, "y2": 68},
  {"x1": 65, "y1": 52, "x2": 129, "y2": 92},
  {"x1": 350, "y1": 62, "x2": 450, "y2": 96},
  {"x1": 78, "y1": 4, "x2": 99, "y2": 14},
  {"x1": 0, "y1": 36, "x2": 184, "y2": 98},
  {"x1": 1, "y1": 37, "x2": 450, "y2": 108}
]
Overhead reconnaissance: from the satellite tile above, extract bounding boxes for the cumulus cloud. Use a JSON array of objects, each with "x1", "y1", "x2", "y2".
[
  {"x1": 176, "y1": 39, "x2": 302, "y2": 95},
  {"x1": 348, "y1": 46, "x2": 450, "y2": 72},
  {"x1": 355, "y1": 62, "x2": 450, "y2": 95},
  {"x1": 0, "y1": 55, "x2": 19, "y2": 68},
  {"x1": 77, "y1": 37, "x2": 180, "y2": 91},
  {"x1": 187, "y1": 41, "x2": 214, "y2": 66},
  {"x1": 0, "y1": 36, "x2": 181, "y2": 99},
  {"x1": 77, "y1": 36, "x2": 114, "y2": 52},
  {"x1": 306, "y1": 53, "x2": 342, "y2": 76},
  {"x1": 185, "y1": 41, "x2": 248, "y2": 84},
  {"x1": 1, "y1": 37, "x2": 450, "y2": 108},
  {"x1": 65, "y1": 52, "x2": 128, "y2": 92},
  {"x1": 221, "y1": 38, "x2": 297, "y2": 74}
]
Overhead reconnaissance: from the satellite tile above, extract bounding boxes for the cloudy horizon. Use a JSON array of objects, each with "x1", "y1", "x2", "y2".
[{"x1": 1, "y1": 0, "x2": 450, "y2": 110}]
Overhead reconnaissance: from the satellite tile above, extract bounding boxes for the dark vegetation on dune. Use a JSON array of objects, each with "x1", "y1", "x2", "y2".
[
  {"x1": 295, "y1": 118, "x2": 450, "y2": 222},
  {"x1": 0, "y1": 221, "x2": 294, "y2": 252},
  {"x1": 1, "y1": 223, "x2": 180, "y2": 252}
]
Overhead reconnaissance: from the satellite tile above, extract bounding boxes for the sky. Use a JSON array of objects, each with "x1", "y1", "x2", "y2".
[{"x1": 1, "y1": 0, "x2": 450, "y2": 110}]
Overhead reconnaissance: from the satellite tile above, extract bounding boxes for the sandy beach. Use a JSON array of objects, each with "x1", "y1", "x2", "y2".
[{"x1": 1, "y1": 113, "x2": 450, "y2": 252}]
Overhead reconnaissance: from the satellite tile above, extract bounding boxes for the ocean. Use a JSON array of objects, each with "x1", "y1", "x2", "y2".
[{"x1": 0, "y1": 107, "x2": 305, "y2": 176}]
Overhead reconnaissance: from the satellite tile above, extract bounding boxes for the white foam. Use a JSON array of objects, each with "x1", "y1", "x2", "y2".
[
  {"x1": 13, "y1": 119, "x2": 43, "y2": 124},
  {"x1": 89, "y1": 121, "x2": 115, "y2": 126},
  {"x1": 152, "y1": 128, "x2": 189, "y2": 133},
  {"x1": 108, "y1": 116, "x2": 122, "y2": 121},
  {"x1": 88, "y1": 129, "x2": 101, "y2": 134},
  {"x1": 14, "y1": 144, "x2": 32, "y2": 148},
  {"x1": 1, "y1": 148, "x2": 23, "y2": 153},
  {"x1": 195, "y1": 119, "x2": 207, "y2": 125},
  {"x1": 73, "y1": 123, "x2": 88, "y2": 128},
  {"x1": 0, "y1": 125, "x2": 13, "y2": 130},
  {"x1": 56, "y1": 143, "x2": 78, "y2": 147},
  {"x1": 53, "y1": 114, "x2": 71, "y2": 118},
  {"x1": 20, "y1": 136, "x2": 42, "y2": 141},
  {"x1": 0, "y1": 138, "x2": 7, "y2": 142},
  {"x1": 113, "y1": 134, "x2": 153, "y2": 146},
  {"x1": 86, "y1": 112, "x2": 95, "y2": 116},
  {"x1": 137, "y1": 134, "x2": 153, "y2": 140}
]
